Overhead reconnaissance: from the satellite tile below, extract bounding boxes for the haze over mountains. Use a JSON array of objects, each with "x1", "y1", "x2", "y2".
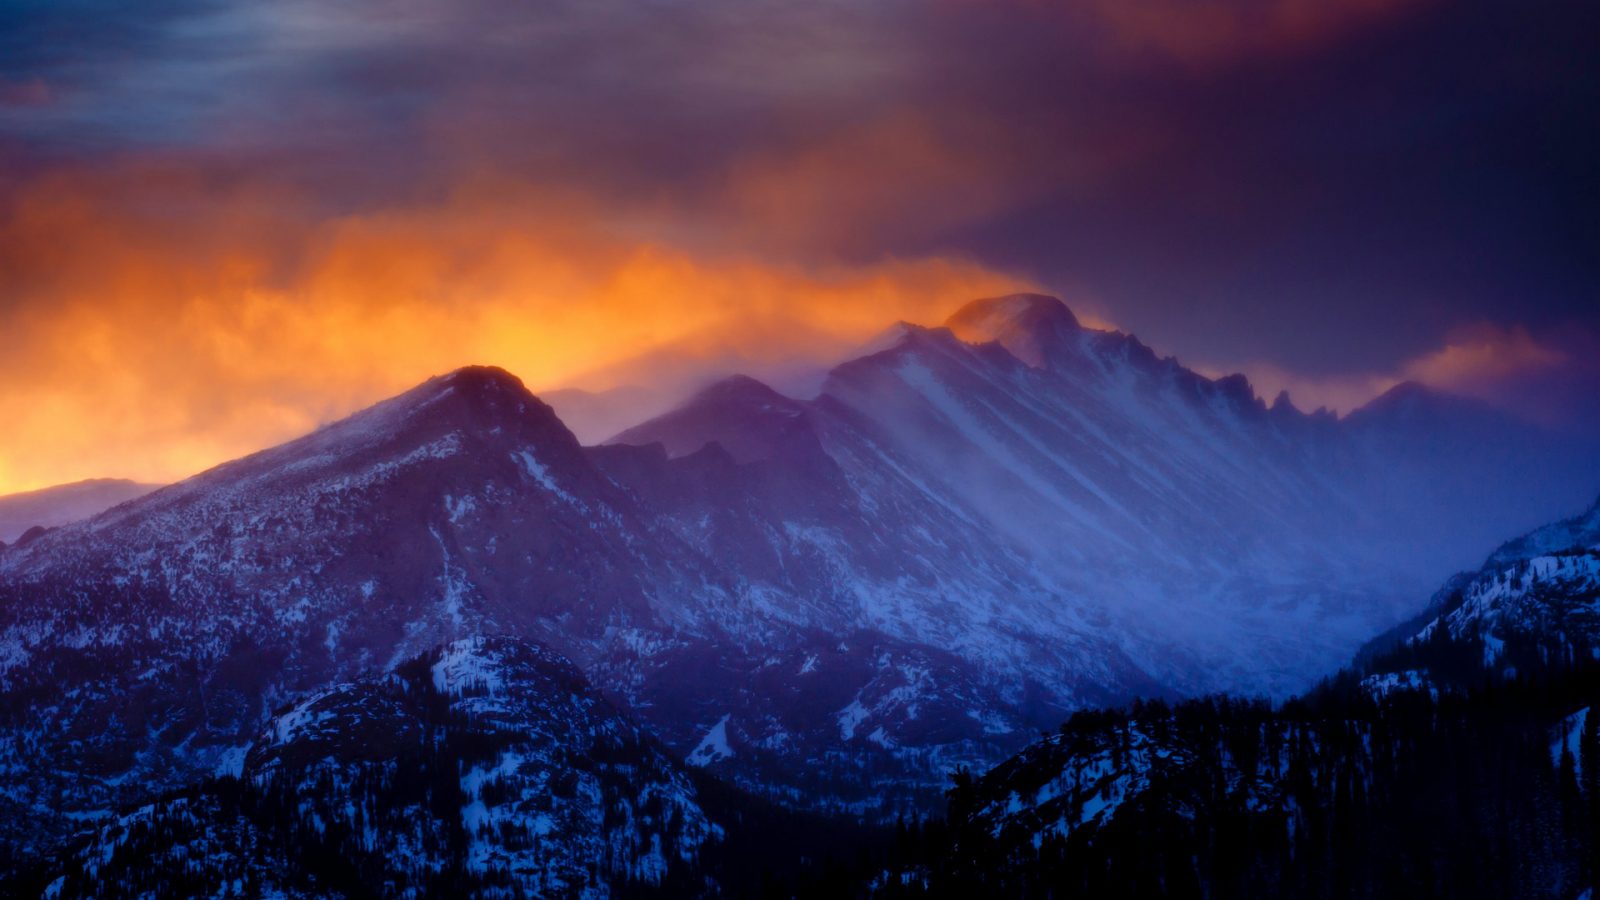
[
  {"x1": 1, "y1": 294, "x2": 1596, "y2": 883},
  {"x1": 878, "y1": 494, "x2": 1600, "y2": 896},
  {"x1": 0, "y1": 479, "x2": 158, "y2": 545}
]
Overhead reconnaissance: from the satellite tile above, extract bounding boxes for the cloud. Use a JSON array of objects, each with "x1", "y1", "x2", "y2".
[
  {"x1": 1221, "y1": 364, "x2": 1398, "y2": 416},
  {"x1": 1400, "y1": 324, "x2": 1600, "y2": 431},
  {"x1": 0, "y1": 159, "x2": 1029, "y2": 492},
  {"x1": 1232, "y1": 322, "x2": 1600, "y2": 429},
  {"x1": 0, "y1": 0, "x2": 1594, "y2": 487},
  {"x1": 1400, "y1": 323, "x2": 1567, "y2": 389}
]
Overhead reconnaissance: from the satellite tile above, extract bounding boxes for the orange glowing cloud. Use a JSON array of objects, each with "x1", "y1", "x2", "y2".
[
  {"x1": 1399, "y1": 324, "x2": 1567, "y2": 391},
  {"x1": 1223, "y1": 323, "x2": 1577, "y2": 417},
  {"x1": 0, "y1": 163, "x2": 1031, "y2": 494}
]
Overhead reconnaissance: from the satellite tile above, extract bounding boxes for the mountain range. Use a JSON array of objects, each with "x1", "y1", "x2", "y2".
[
  {"x1": 871, "y1": 494, "x2": 1600, "y2": 897},
  {"x1": 22, "y1": 492, "x2": 1600, "y2": 897},
  {"x1": 1, "y1": 294, "x2": 1596, "y2": 886}
]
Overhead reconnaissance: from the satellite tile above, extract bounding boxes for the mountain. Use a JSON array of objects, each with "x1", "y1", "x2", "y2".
[
  {"x1": 616, "y1": 294, "x2": 1595, "y2": 696},
  {"x1": 879, "y1": 684, "x2": 1592, "y2": 897},
  {"x1": 0, "y1": 297, "x2": 1596, "y2": 874},
  {"x1": 1377, "y1": 495, "x2": 1600, "y2": 680},
  {"x1": 0, "y1": 367, "x2": 698, "y2": 867},
  {"x1": 1342, "y1": 380, "x2": 1597, "y2": 567},
  {"x1": 0, "y1": 479, "x2": 159, "y2": 544},
  {"x1": 28, "y1": 636, "x2": 720, "y2": 898},
  {"x1": 876, "y1": 498, "x2": 1600, "y2": 897}
]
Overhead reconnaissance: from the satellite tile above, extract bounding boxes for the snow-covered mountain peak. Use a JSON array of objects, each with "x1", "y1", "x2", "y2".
[
  {"x1": 0, "y1": 363, "x2": 595, "y2": 570},
  {"x1": 945, "y1": 292, "x2": 1082, "y2": 338},
  {"x1": 944, "y1": 293, "x2": 1083, "y2": 367},
  {"x1": 1210, "y1": 371, "x2": 1263, "y2": 413},
  {"x1": 380, "y1": 364, "x2": 575, "y2": 445}
]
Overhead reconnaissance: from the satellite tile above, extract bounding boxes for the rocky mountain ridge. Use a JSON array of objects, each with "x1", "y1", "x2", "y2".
[{"x1": 1, "y1": 295, "x2": 1594, "y2": 873}]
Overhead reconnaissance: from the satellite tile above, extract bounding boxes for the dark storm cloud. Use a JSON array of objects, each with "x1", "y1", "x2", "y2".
[{"x1": 927, "y1": 0, "x2": 1600, "y2": 378}]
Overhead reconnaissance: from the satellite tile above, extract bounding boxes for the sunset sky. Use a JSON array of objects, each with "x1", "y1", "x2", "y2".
[{"x1": 1, "y1": 0, "x2": 1596, "y2": 492}]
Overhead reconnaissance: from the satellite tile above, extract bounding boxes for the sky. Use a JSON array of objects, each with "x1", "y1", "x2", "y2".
[{"x1": 0, "y1": 0, "x2": 1596, "y2": 492}]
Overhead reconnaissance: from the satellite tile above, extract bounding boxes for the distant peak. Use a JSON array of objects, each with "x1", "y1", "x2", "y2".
[
  {"x1": 1352, "y1": 380, "x2": 1465, "y2": 418},
  {"x1": 691, "y1": 374, "x2": 790, "y2": 404},
  {"x1": 664, "y1": 375, "x2": 805, "y2": 420},
  {"x1": 944, "y1": 293, "x2": 1082, "y2": 368}
]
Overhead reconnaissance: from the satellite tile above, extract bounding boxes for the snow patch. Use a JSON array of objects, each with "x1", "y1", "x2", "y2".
[
  {"x1": 686, "y1": 715, "x2": 734, "y2": 767},
  {"x1": 512, "y1": 449, "x2": 578, "y2": 505},
  {"x1": 432, "y1": 639, "x2": 504, "y2": 696}
]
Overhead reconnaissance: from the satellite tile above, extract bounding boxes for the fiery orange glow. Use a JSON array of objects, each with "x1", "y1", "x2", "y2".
[{"x1": 0, "y1": 164, "x2": 1030, "y2": 494}]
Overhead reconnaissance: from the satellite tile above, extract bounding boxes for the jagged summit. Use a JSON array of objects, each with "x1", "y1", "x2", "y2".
[
  {"x1": 1210, "y1": 372, "x2": 1259, "y2": 410},
  {"x1": 3, "y1": 363, "x2": 589, "y2": 557},
  {"x1": 944, "y1": 293, "x2": 1083, "y2": 367}
]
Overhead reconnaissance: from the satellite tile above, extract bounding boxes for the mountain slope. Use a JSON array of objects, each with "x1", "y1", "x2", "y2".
[
  {"x1": 0, "y1": 367, "x2": 711, "y2": 865},
  {"x1": 32, "y1": 636, "x2": 720, "y2": 899},
  {"x1": 880, "y1": 498, "x2": 1600, "y2": 897},
  {"x1": 616, "y1": 294, "x2": 1595, "y2": 698},
  {"x1": 1390, "y1": 496, "x2": 1600, "y2": 676}
]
